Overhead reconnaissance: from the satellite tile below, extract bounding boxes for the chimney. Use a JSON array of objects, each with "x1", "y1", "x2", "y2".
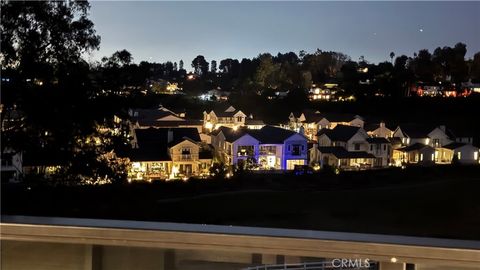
[
  {"x1": 439, "y1": 125, "x2": 446, "y2": 132},
  {"x1": 380, "y1": 121, "x2": 385, "y2": 128},
  {"x1": 167, "y1": 129, "x2": 174, "y2": 143}
]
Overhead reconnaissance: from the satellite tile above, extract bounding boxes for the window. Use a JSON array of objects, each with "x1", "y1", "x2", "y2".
[
  {"x1": 237, "y1": 116, "x2": 243, "y2": 122},
  {"x1": 354, "y1": 144, "x2": 360, "y2": 151},
  {"x1": 457, "y1": 152, "x2": 461, "y2": 160},
  {"x1": 237, "y1": 145, "x2": 254, "y2": 156},
  {"x1": 433, "y1": 139, "x2": 440, "y2": 147},
  {"x1": 260, "y1": 145, "x2": 276, "y2": 155},
  {"x1": 383, "y1": 145, "x2": 387, "y2": 151},
  {"x1": 370, "y1": 145, "x2": 373, "y2": 151},
  {"x1": 291, "y1": 144, "x2": 302, "y2": 156}
]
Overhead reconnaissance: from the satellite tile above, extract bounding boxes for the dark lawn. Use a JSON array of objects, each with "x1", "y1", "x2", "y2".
[{"x1": 2, "y1": 166, "x2": 480, "y2": 240}]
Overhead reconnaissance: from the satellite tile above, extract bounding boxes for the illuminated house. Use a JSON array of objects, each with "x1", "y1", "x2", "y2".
[
  {"x1": 392, "y1": 125, "x2": 452, "y2": 148},
  {"x1": 392, "y1": 143, "x2": 435, "y2": 166},
  {"x1": 364, "y1": 121, "x2": 394, "y2": 138},
  {"x1": 288, "y1": 110, "x2": 364, "y2": 141},
  {"x1": 125, "y1": 106, "x2": 204, "y2": 139},
  {"x1": 311, "y1": 125, "x2": 392, "y2": 169},
  {"x1": 434, "y1": 142, "x2": 479, "y2": 165},
  {"x1": 128, "y1": 128, "x2": 212, "y2": 181},
  {"x1": 313, "y1": 146, "x2": 376, "y2": 170},
  {"x1": 316, "y1": 125, "x2": 369, "y2": 151},
  {"x1": 203, "y1": 105, "x2": 247, "y2": 131},
  {"x1": 366, "y1": 137, "x2": 392, "y2": 167},
  {"x1": 210, "y1": 126, "x2": 308, "y2": 170}
]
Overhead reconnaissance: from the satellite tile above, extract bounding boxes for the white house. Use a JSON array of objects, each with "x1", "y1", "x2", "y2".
[
  {"x1": 203, "y1": 105, "x2": 247, "y2": 132},
  {"x1": 288, "y1": 110, "x2": 364, "y2": 141},
  {"x1": 435, "y1": 142, "x2": 479, "y2": 165},
  {"x1": 365, "y1": 122, "x2": 394, "y2": 138},
  {"x1": 393, "y1": 125, "x2": 452, "y2": 148}
]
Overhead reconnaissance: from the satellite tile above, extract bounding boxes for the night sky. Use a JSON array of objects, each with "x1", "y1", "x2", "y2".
[{"x1": 88, "y1": 1, "x2": 480, "y2": 67}]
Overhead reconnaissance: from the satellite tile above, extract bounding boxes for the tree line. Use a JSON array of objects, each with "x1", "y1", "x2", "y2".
[{"x1": 1, "y1": 0, "x2": 479, "y2": 185}]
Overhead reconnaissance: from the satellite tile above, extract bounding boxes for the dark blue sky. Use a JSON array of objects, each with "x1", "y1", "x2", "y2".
[{"x1": 87, "y1": 1, "x2": 480, "y2": 67}]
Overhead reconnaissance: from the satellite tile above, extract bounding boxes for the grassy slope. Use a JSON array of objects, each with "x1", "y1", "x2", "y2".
[{"x1": 3, "y1": 167, "x2": 480, "y2": 240}]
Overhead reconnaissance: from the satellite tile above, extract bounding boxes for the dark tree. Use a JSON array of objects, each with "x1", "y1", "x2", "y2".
[
  {"x1": 1, "y1": 0, "x2": 100, "y2": 81},
  {"x1": 192, "y1": 55, "x2": 209, "y2": 76},
  {"x1": 210, "y1": 60, "x2": 217, "y2": 73}
]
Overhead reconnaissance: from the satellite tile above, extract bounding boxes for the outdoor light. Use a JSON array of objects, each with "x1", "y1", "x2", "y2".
[{"x1": 390, "y1": 257, "x2": 398, "y2": 263}]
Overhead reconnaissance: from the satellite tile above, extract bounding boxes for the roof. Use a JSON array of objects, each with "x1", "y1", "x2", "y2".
[
  {"x1": 318, "y1": 147, "x2": 375, "y2": 159},
  {"x1": 212, "y1": 125, "x2": 302, "y2": 144},
  {"x1": 317, "y1": 125, "x2": 362, "y2": 142},
  {"x1": 397, "y1": 124, "x2": 438, "y2": 138},
  {"x1": 397, "y1": 143, "x2": 433, "y2": 152},
  {"x1": 130, "y1": 108, "x2": 184, "y2": 125},
  {"x1": 130, "y1": 128, "x2": 201, "y2": 162},
  {"x1": 248, "y1": 126, "x2": 300, "y2": 144},
  {"x1": 441, "y1": 142, "x2": 475, "y2": 150},
  {"x1": 136, "y1": 127, "x2": 200, "y2": 147},
  {"x1": 211, "y1": 126, "x2": 249, "y2": 143},
  {"x1": 137, "y1": 120, "x2": 202, "y2": 128},
  {"x1": 366, "y1": 137, "x2": 390, "y2": 144},
  {"x1": 245, "y1": 119, "x2": 265, "y2": 125},
  {"x1": 128, "y1": 148, "x2": 171, "y2": 162}
]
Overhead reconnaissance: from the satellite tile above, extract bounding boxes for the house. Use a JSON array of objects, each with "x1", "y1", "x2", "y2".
[
  {"x1": 364, "y1": 121, "x2": 394, "y2": 138},
  {"x1": 125, "y1": 106, "x2": 204, "y2": 139},
  {"x1": 129, "y1": 106, "x2": 186, "y2": 127},
  {"x1": 393, "y1": 125, "x2": 452, "y2": 148},
  {"x1": 1, "y1": 148, "x2": 23, "y2": 182},
  {"x1": 245, "y1": 118, "x2": 265, "y2": 130},
  {"x1": 288, "y1": 110, "x2": 364, "y2": 141},
  {"x1": 435, "y1": 142, "x2": 479, "y2": 165},
  {"x1": 392, "y1": 143, "x2": 435, "y2": 166},
  {"x1": 366, "y1": 137, "x2": 392, "y2": 167},
  {"x1": 210, "y1": 125, "x2": 308, "y2": 170},
  {"x1": 316, "y1": 125, "x2": 369, "y2": 151},
  {"x1": 203, "y1": 105, "x2": 247, "y2": 132},
  {"x1": 128, "y1": 128, "x2": 212, "y2": 181},
  {"x1": 314, "y1": 146, "x2": 376, "y2": 170}
]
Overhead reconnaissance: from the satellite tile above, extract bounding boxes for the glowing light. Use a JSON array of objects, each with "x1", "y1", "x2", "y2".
[
  {"x1": 390, "y1": 257, "x2": 398, "y2": 263},
  {"x1": 205, "y1": 122, "x2": 213, "y2": 130}
]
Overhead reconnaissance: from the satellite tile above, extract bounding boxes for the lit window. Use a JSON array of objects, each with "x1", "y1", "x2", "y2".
[
  {"x1": 474, "y1": 152, "x2": 479, "y2": 160},
  {"x1": 457, "y1": 152, "x2": 461, "y2": 160}
]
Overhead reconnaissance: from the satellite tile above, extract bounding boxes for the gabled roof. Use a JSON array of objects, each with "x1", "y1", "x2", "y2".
[
  {"x1": 211, "y1": 125, "x2": 303, "y2": 144},
  {"x1": 135, "y1": 127, "x2": 201, "y2": 147},
  {"x1": 130, "y1": 128, "x2": 201, "y2": 162},
  {"x1": 128, "y1": 148, "x2": 171, "y2": 162},
  {"x1": 245, "y1": 119, "x2": 265, "y2": 125},
  {"x1": 130, "y1": 108, "x2": 184, "y2": 125},
  {"x1": 441, "y1": 142, "x2": 475, "y2": 150},
  {"x1": 366, "y1": 137, "x2": 390, "y2": 144},
  {"x1": 317, "y1": 125, "x2": 362, "y2": 142},
  {"x1": 137, "y1": 120, "x2": 202, "y2": 128},
  {"x1": 397, "y1": 143, "x2": 433, "y2": 152},
  {"x1": 318, "y1": 146, "x2": 375, "y2": 159},
  {"x1": 296, "y1": 110, "x2": 363, "y2": 124},
  {"x1": 249, "y1": 126, "x2": 300, "y2": 144},
  {"x1": 396, "y1": 124, "x2": 438, "y2": 138}
]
